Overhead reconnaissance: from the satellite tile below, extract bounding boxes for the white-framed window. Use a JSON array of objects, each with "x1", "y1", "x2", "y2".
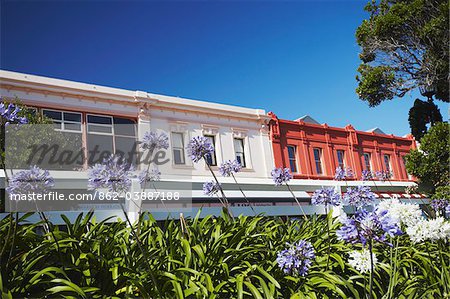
[
  {"x1": 287, "y1": 145, "x2": 297, "y2": 173},
  {"x1": 234, "y1": 138, "x2": 246, "y2": 168},
  {"x1": 313, "y1": 148, "x2": 323, "y2": 175},
  {"x1": 363, "y1": 152, "x2": 371, "y2": 171},
  {"x1": 43, "y1": 109, "x2": 82, "y2": 132},
  {"x1": 86, "y1": 114, "x2": 137, "y2": 165},
  {"x1": 204, "y1": 135, "x2": 217, "y2": 166},
  {"x1": 42, "y1": 109, "x2": 83, "y2": 169},
  {"x1": 171, "y1": 132, "x2": 185, "y2": 165},
  {"x1": 336, "y1": 150, "x2": 345, "y2": 168}
]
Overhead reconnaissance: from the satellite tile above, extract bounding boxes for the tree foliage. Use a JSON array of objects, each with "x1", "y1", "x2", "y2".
[
  {"x1": 405, "y1": 122, "x2": 449, "y2": 193},
  {"x1": 408, "y1": 98, "x2": 443, "y2": 141},
  {"x1": 356, "y1": 0, "x2": 449, "y2": 104}
]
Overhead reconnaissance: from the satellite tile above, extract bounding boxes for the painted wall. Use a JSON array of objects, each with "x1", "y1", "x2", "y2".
[{"x1": 268, "y1": 112, "x2": 416, "y2": 181}]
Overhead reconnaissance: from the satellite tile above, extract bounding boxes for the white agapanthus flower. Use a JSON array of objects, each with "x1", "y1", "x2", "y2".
[
  {"x1": 377, "y1": 198, "x2": 422, "y2": 227},
  {"x1": 348, "y1": 249, "x2": 378, "y2": 273},
  {"x1": 406, "y1": 217, "x2": 450, "y2": 243}
]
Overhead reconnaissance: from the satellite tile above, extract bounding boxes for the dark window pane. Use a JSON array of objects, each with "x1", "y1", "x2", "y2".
[
  {"x1": 64, "y1": 123, "x2": 82, "y2": 131},
  {"x1": 174, "y1": 149, "x2": 185, "y2": 164},
  {"x1": 88, "y1": 115, "x2": 112, "y2": 125},
  {"x1": 88, "y1": 124, "x2": 113, "y2": 134},
  {"x1": 64, "y1": 112, "x2": 81, "y2": 122},
  {"x1": 43, "y1": 110, "x2": 62, "y2": 120},
  {"x1": 87, "y1": 134, "x2": 113, "y2": 164},
  {"x1": 115, "y1": 136, "x2": 138, "y2": 165},
  {"x1": 114, "y1": 118, "x2": 136, "y2": 136}
]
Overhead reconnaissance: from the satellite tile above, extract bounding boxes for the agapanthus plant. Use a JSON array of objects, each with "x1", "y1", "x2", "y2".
[
  {"x1": 276, "y1": 240, "x2": 315, "y2": 276},
  {"x1": 138, "y1": 168, "x2": 161, "y2": 187},
  {"x1": 141, "y1": 131, "x2": 169, "y2": 152},
  {"x1": 348, "y1": 249, "x2": 378, "y2": 274},
  {"x1": 203, "y1": 181, "x2": 221, "y2": 196},
  {"x1": 311, "y1": 187, "x2": 341, "y2": 207},
  {"x1": 271, "y1": 167, "x2": 292, "y2": 186},
  {"x1": 88, "y1": 155, "x2": 133, "y2": 194},
  {"x1": 6, "y1": 166, "x2": 54, "y2": 195},
  {"x1": 218, "y1": 160, "x2": 242, "y2": 177},
  {"x1": 375, "y1": 170, "x2": 392, "y2": 181},
  {"x1": 337, "y1": 208, "x2": 402, "y2": 247},
  {"x1": 343, "y1": 185, "x2": 376, "y2": 208},
  {"x1": 377, "y1": 198, "x2": 422, "y2": 227},
  {"x1": 431, "y1": 199, "x2": 450, "y2": 216},
  {"x1": 361, "y1": 170, "x2": 373, "y2": 181},
  {"x1": 334, "y1": 166, "x2": 354, "y2": 181},
  {"x1": 271, "y1": 167, "x2": 307, "y2": 220},
  {"x1": 186, "y1": 136, "x2": 214, "y2": 163},
  {"x1": 406, "y1": 217, "x2": 450, "y2": 243},
  {"x1": 0, "y1": 102, "x2": 28, "y2": 125}
]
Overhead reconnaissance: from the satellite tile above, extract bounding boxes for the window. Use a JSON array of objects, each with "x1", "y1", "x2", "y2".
[
  {"x1": 336, "y1": 150, "x2": 345, "y2": 168},
  {"x1": 172, "y1": 132, "x2": 185, "y2": 165},
  {"x1": 43, "y1": 109, "x2": 82, "y2": 132},
  {"x1": 363, "y1": 153, "x2": 371, "y2": 171},
  {"x1": 313, "y1": 148, "x2": 323, "y2": 175},
  {"x1": 87, "y1": 114, "x2": 137, "y2": 165},
  {"x1": 41, "y1": 109, "x2": 83, "y2": 170},
  {"x1": 204, "y1": 135, "x2": 217, "y2": 166},
  {"x1": 234, "y1": 138, "x2": 246, "y2": 168},
  {"x1": 287, "y1": 145, "x2": 297, "y2": 173},
  {"x1": 383, "y1": 154, "x2": 391, "y2": 171}
]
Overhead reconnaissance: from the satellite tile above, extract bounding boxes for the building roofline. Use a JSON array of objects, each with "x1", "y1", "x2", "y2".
[
  {"x1": 0, "y1": 69, "x2": 269, "y2": 121},
  {"x1": 273, "y1": 116, "x2": 414, "y2": 141}
]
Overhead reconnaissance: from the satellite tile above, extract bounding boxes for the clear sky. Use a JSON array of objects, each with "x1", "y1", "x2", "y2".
[{"x1": 1, "y1": 0, "x2": 447, "y2": 136}]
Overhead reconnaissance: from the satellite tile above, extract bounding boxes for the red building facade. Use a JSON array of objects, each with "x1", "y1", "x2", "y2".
[{"x1": 268, "y1": 112, "x2": 417, "y2": 181}]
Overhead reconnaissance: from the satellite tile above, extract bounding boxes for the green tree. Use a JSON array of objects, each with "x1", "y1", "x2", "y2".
[
  {"x1": 355, "y1": 0, "x2": 449, "y2": 139},
  {"x1": 405, "y1": 122, "x2": 449, "y2": 193}
]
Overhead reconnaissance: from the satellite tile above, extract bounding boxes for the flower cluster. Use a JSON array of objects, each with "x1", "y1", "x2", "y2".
[
  {"x1": 361, "y1": 170, "x2": 373, "y2": 181},
  {"x1": 203, "y1": 181, "x2": 221, "y2": 196},
  {"x1": 334, "y1": 166, "x2": 354, "y2": 181},
  {"x1": 348, "y1": 249, "x2": 378, "y2": 274},
  {"x1": 186, "y1": 136, "x2": 214, "y2": 163},
  {"x1": 404, "y1": 185, "x2": 418, "y2": 195},
  {"x1": 375, "y1": 170, "x2": 392, "y2": 181},
  {"x1": 276, "y1": 240, "x2": 315, "y2": 276},
  {"x1": 88, "y1": 155, "x2": 133, "y2": 194},
  {"x1": 337, "y1": 208, "x2": 402, "y2": 246},
  {"x1": 141, "y1": 131, "x2": 169, "y2": 152},
  {"x1": 406, "y1": 217, "x2": 450, "y2": 243},
  {"x1": 138, "y1": 168, "x2": 161, "y2": 187},
  {"x1": 6, "y1": 166, "x2": 54, "y2": 195},
  {"x1": 271, "y1": 167, "x2": 292, "y2": 186},
  {"x1": 343, "y1": 185, "x2": 376, "y2": 208},
  {"x1": 377, "y1": 198, "x2": 422, "y2": 227},
  {"x1": 0, "y1": 102, "x2": 28, "y2": 125},
  {"x1": 311, "y1": 187, "x2": 341, "y2": 207},
  {"x1": 218, "y1": 160, "x2": 242, "y2": 177},
  {"x1": 431, "y1": 199, "x2": 450, "y2": 215}
]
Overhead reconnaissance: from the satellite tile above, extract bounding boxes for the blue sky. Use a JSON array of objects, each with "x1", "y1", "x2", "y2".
[{"x1": 1, "y1": 0, "x2": 447, "y2": 136}]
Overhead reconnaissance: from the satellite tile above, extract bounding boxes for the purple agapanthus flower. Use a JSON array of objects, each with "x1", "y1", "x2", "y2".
[
  {"x1": 311, "y1": 187, "x2": 341, "y2": 207},
  {"x1": 446, "y1": 204, "x2": 450, "y2": 215},
  {"x1": 344, "y1": 185, "x2": 376, "y2": 208},
  {"x1": 271, "y1": 167, "x2": 292, "y2": 186},
  {"x1": 141, "y1": 131, "x2": 169, "y2": 152},
  {"x1": 203, "y1": 181, "x2": 221, "y2": 196},
  {"x1": 138, "y1": 168, "x2": 161, "y2": 187},
  {"x1": 334, "y1": 166, "x2": 354, "y2": 181},
  {"x1": 375, "y1": 170, "x2": 392, "y2": 181},
  {"x1": 276, "y1": 240, "x2": 315, "y2": 276},
  {"x1": 218, "y1": 160, "x2": 242, "y2": 177},
  {"x1": 88, "y1": 155, "x2": 133, "y2": 193},
  {"x1": 6, "y1": 166, "x2": 54, "y2": 195},
  {"x1": 361, "y1": 170, "x2": 373, "y2": 181},
  {"x1": 0, "y1": 102, "x2": 28, "y2": 125},
  {"x1": 431, "y1": 199, "x2": 450, "y2": 214},
  {"x1": 186, "y1": 136, "x2": 214, "y2": 163},
  {"x1": 336, "y1": 208, "x2": 402, "y2": 246}
]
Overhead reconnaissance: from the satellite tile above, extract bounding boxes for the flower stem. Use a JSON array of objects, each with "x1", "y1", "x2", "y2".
[
  {"x1": 206, "y1": 161, "x2": 233, "y2": 218},
  {"x1": 285, "y1": 183, "x2": 308, "y2": 221},
  {"x1": 325, "y1": 205, "x2": 331, "y2": 270},
  {"x1": 369, "y1": 240, "x2": 374, "y2": 299},
  {"x1": 231, "y1": 173, "x2": 256, "y2": 215}
]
